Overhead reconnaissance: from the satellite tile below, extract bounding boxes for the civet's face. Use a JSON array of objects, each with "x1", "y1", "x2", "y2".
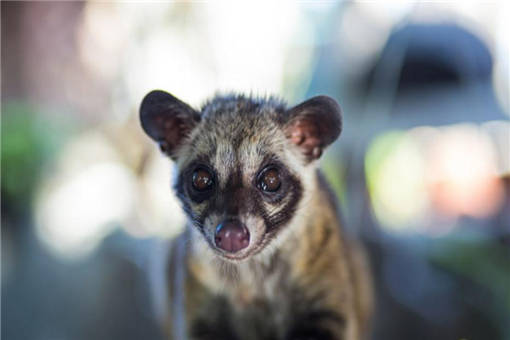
[{"x1": 140, "y1": 91, "x2": 341, "y2": 261}]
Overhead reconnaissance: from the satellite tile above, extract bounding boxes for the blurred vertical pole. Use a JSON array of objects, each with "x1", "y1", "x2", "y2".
[
  {"x1": 0, "y1": 2, "x2": 110, "y2": 121},
  {"x1": 345, "y1": 6, "x2": 417, "y2": 240},
  {"x1": 1, "y1": 2, "x2": 24, "y2": 99}
]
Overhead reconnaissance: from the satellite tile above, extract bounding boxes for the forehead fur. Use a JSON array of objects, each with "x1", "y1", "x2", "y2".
[{"x1": 176, "y1": 94, "x2": 296, "y2": 179}]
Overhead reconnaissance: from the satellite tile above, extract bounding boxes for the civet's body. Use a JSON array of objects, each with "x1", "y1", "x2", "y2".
[{"x1": 140, "y1": 91, "x2": 372, "y2": 340}]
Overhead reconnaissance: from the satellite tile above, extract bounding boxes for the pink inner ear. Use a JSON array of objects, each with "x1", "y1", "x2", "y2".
[
  {"x1": 153, "y1": 113, "x2": 189, "y2": 157},
  {"x1": 286, "y1": 119, "x2": 323, "y2": 159}
]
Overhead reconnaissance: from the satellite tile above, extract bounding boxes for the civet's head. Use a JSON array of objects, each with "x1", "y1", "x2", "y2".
[{"x1": 140, "y1": 90, "x2": 341, "y2": 262}]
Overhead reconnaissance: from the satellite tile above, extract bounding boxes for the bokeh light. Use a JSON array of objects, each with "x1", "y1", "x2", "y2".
[
  {"x1": 36, "y1": 162, "x2": 135, "y2": 260},
  {"x1": 366, "y1": 121, "x2": 508, "y2": 235},
  {"x1": 365, "y1": 131, "x2": 429, "y2": 232},
  {"x1": 426, "y1": 124, "x2": 505, "y2": 219}
]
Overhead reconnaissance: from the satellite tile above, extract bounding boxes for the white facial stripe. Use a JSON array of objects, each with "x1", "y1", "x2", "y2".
[
  {"x1": 213, "y1": 141, "x2": 234, "y2": 187},
  {"x1": 241, "y1": 214, "x2": 266, "y2": 248}
]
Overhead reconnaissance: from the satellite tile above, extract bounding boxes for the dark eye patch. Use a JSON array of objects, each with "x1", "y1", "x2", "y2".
[{"x1": 254, "y1": 160, "x2": 303, "y2": 234}]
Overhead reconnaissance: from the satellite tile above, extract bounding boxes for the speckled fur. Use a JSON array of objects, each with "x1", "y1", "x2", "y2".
[{"x1": 143, "y1": 93, "x2": 372, "y2": 340}]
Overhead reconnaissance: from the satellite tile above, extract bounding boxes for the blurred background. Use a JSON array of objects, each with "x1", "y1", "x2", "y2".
[{"x1": 2, "y1": 1, "x2": 509, "y2": 339}]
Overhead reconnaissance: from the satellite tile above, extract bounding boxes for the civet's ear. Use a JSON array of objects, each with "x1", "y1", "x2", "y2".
[
  {"x1": 140, "y1": 90, "x2": 200, "y2": 159},
  {"x1": 284, "y1": 95, "x2": 342, "y2": 162}
]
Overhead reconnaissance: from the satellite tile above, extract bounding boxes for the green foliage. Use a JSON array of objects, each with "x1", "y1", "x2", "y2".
[
  {"x1": 322, "y1": 155, "x2": 346, "y2": 208},
  {"x1": 1, "y1": 102, "x2": 67, "y2": 214},
  {"x1": 430, "y1": 235, "x2": 510, "y2": 338}
]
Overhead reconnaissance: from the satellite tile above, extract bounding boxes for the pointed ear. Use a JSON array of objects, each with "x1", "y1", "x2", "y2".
[
  {"x1": 140, "y1": 90, "x2": 200, "y2": 159},
  {"x1": 284, "y1": 96, "x2": 342, "y2": 162}
]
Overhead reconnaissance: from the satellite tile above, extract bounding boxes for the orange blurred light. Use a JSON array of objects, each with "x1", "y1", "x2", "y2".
[{"x1": 426, "y1": 125, "x2": 505, "y2": 219}]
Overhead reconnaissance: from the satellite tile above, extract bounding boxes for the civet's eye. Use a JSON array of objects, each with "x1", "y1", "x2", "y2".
[
  {"x1": 192, "y1": 168, "x2": 214, "y2": 191},
  {"x1": 258, "y1": 167, "x2": 281, "y2": 192}
]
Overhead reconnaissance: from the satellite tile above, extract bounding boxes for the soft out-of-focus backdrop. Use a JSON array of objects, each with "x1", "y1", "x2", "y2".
[{"x1": 2, "y1": 2, "x2": 509, "y2": 339}]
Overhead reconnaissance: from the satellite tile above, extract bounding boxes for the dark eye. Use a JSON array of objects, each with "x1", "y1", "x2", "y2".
[
  {"x1": 192, "y1": 168, "x2": 214, "y2": 191},
  {"x1": 258, "y1": 167, "x2": 281, "y2": 192}
]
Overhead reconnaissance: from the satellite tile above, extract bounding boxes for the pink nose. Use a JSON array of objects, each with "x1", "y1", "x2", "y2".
[{"x1": 214, "y1": 220, "x2": 250, "y2": 253}]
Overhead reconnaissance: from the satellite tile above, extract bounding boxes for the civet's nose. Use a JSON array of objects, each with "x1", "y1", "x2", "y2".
[{"x1": 214, "y1": 220, "x2": 250, "y2": 253}]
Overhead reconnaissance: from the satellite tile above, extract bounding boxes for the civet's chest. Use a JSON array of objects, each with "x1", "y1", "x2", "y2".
[{"x1": 186, "y1": 258, "x2": 318, "y2": 340}]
